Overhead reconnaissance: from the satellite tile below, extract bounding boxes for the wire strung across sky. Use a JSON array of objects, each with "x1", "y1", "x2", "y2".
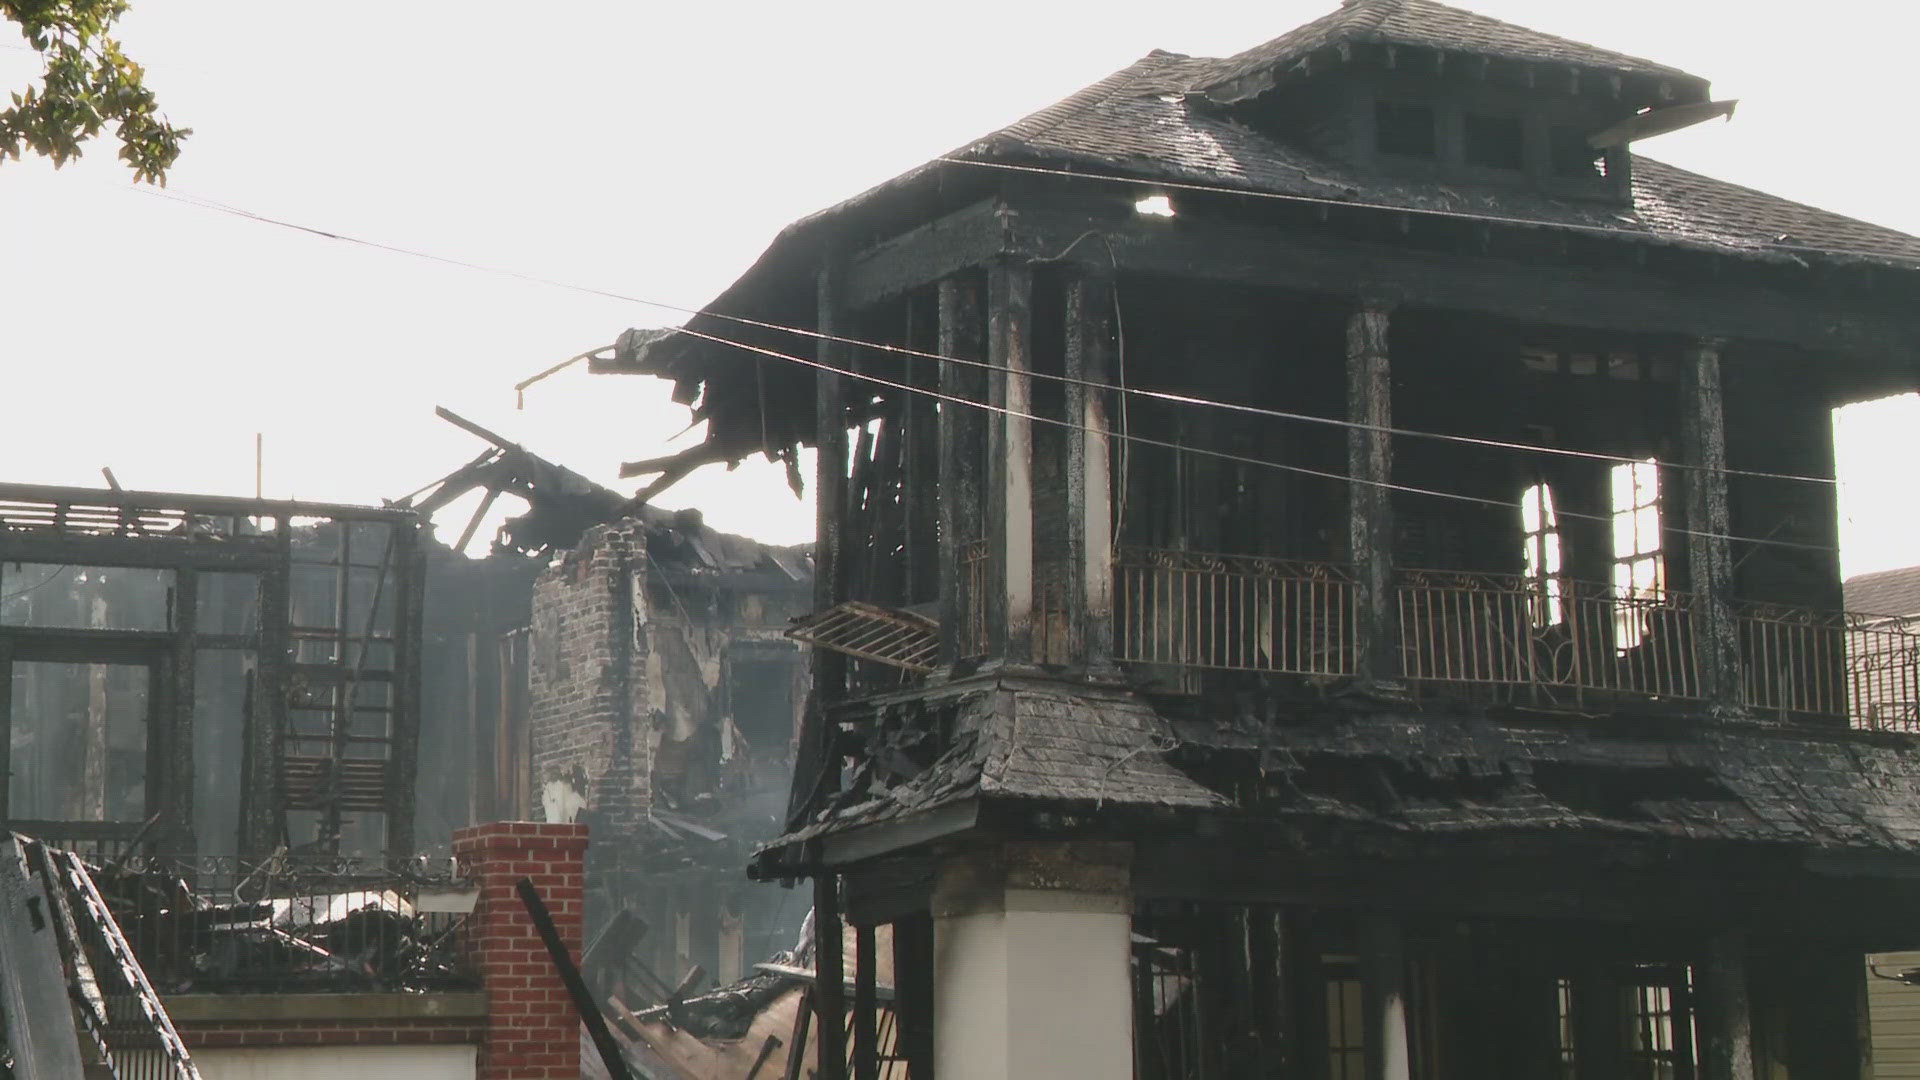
[
  {"x1": 135, "y1": 184, "x2": 1841, "y2": 489},
  {"x1": 128, "y1": 184, "x2": 1856, "y2": 556}
]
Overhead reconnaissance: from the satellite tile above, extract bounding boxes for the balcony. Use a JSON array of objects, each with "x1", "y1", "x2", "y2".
[{"x1": 971, "y1": 547, "x2": 1920, "y2": 731}]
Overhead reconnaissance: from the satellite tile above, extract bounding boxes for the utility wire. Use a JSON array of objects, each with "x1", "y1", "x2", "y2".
[
  {"x1": 132, "y1": 183, "x2": 1848, "y2": 554},
  {"x1": 665, "y1": 323, "x2": 1841, "y2": 556},
  {"x1": 132, "y1": 184, "x2": 1841, "y2": 489}
]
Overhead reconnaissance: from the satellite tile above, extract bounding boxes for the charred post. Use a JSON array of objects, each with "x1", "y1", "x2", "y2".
[
  {"x1": 937, "y1": 275, "x2": 988, "y2": 665},
  {"x1": 1064, "y1": 269, "x2": 1116, "y2": 668},
  {"x1": 987, "y1": 259, "x2": 1035, "y2": 663},
  {"x1": 1346, "y1": 303, "x2": 1400, "y2": 682},
  {"x1": 1683, "y1": 338, "x2": 1740, "y2": 711}
]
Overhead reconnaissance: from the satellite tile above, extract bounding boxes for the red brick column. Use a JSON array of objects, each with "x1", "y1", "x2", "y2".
[{"x1": 454, "y1": 821, "x2": 589, "y2": 1080}]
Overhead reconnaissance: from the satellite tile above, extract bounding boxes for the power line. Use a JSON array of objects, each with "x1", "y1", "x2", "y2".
[
  {"x1": 665, "y1": 322, "x2": 1841, "y2": 556},
  {"x1": 131, "y1": 184, "x2": 1840, "y2": 489},
  {"x1": 130, "y1": 182, "x2": 1847, "y2": 554}
]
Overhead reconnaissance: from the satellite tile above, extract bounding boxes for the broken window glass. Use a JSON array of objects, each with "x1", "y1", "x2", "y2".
[
  {"x1": 1610, "y1": 459, "x2": 1664, "y2": 650},
  {"x1": 1522, "y1": 482, "x2": 1565, "y2": 628}
]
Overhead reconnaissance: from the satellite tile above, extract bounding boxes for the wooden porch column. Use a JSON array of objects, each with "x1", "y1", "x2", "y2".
[
  {"x1": 1346, "y1": 304, "x2": 1400, "y2": 682},
  {"x1": 1683, "y1": 339, "x2": 1741, "y2": 710},
  {"x1": 938, "y1": 276, "x2": 988, "y2": 666},
  {"x1": 815, "y1": 257, "x2": 851, "y2": 701},
  {"x1": 1699, "y1": 931, "x2": 1756, "y2": 1080},
  {"x1": 239, "y1": 514, "x2": 292, "y2": 859},
  {"x1": 987, "y1": 260, "x2": 1035, "y2": 663},
  {"x1": 1064, "y1": 269, "x2": 1116, "y2": 668},
  {"x1": 853, "y1": 922, "x2": 879, "y2": 1080},
  {"x1": 815, "y1": 873, "x2": 848, "y2": 1080},
  {"x1": 1361, "y1": 914, "x2": 1413, "y2": 1080},
  {"x1": 165, "y1": 566, "x2": 198, "y2": 854}
]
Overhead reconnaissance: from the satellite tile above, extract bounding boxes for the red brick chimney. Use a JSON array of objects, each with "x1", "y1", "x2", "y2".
[{"x1": 454, "y1": 822, "x2": 589, "y2": 1080}]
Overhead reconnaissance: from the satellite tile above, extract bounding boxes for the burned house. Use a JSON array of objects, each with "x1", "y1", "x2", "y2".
[
  {"x1": 597, "y1": 2, "x2": 1920, "y2": 1078},
  {"x1": 513, "y1": 482, "x2": 814, "y2": 996}
]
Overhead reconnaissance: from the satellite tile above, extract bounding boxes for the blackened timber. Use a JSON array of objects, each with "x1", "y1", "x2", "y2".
[
  {"x1": 1005, "y1": 205, "x2": 1920, "y2": 364},
  {"x1": 894, "y1": 912, "x2": 935, "y2": 1080},
  {"x1": 903, "y1": 292, "x2": 941, "y2": 606},
  {"x1": 1699, "y1": 931, "x2": 1755, "y2": 1080},
  {"x1": 853, "y1": 923, "x2": 878, "y2": 1080},
  {"x1": 816, "y1": 257, "x2": 851, "y2": 701},
  {"x1": 845, "y1": 199, "x2": 1013, "y2": 309},
  {"x1": 1684, "y1": 340, "x2": 1740, "y2": 710},
  {"x1": 1347, "y1": 305, "x2": 1400, "y2": 681},
  {"x1": 1360, "y1": 914, "x2": 1412, "y2": 1080},
  {"x1": 1064, "y1": 270, "x2": 1116, "y2": 666},
  {"x1": 387, "y1": 523, "x2": 426, "y2": 861},
  {"x1": 937, "y1": 277, "x2": 988, "y2": 664},
  {"x1": 0, "y1": 639, "x2": 12, "y2": 825},
  {"x1": 0, "y1": 533, "x2": 279, "y2": 572},
  {"x1": 165, "y1": 567, "x2": 198, "y2": 853},
  {"x1": 814, "y1": 874, "x2": 848, "y2": 1080},
  {"x1": 988, "y1": 261, "x2": 1036, "y2": 662}
]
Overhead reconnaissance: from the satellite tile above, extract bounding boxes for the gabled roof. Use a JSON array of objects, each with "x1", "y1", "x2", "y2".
[
  {"x1": 1201, "y1": 0, "x2": 1705, "y2": 104},
  {"x1": 961, "y1": 49, "x2": 1920, "y2": 266},
  {"x1": 1847, "y1": 566, "x2": 1920, "y2": 618}
]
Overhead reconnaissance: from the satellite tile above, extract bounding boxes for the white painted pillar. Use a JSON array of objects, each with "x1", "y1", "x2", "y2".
[{"x1": 932, "y1": 842, "x2": 1134, "y2": 1080}]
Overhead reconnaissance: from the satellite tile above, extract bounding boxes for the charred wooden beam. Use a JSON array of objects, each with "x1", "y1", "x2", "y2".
[
  {"x1": 937, "y1": 276, "x2": 988, "y2": 665},
  {"x1": 1684, "y1": 340, "x2": 1741, "y2": 711},
  {"x1": 0, "y1": 638, "x2": 12, "y2": 827},
  {"x1": 1006, "y1": 205, "x2": 1920, "y2": 365},
  {"x1": 853, "y1": 923, "x2": 878, "y2": 1080},
  {"x1": 1065, "y1": 269, "x2": 1116, "y2": 667},
  {"x1": 1360, "y1": 914, "x2": 1413, "y2": 1080},
  {"x1": 903, "y1": 291, "x2": 941, "y2": 607},
  {"x1": 846, "y1": 199, "x2": 1012, "y2": 309},
  {"x1": 815, "y1": 874, "x2": 848, "y2": 1080},
  {"x1": 816, "y1": 256, "x2": 851, "y2": 702},
  {"x1": 1698, "y1": 931, "x2": 1755, "y2": 1080},
  {"x1": 893, "y1": 912, "x2": 935, "y2": 1080},
  {"x1": 1347, "y1": 304, "x2": 1400, "y2": 682},
  {"x1": 988, "y1": 260, "x2": 1036, "y2": 662}
]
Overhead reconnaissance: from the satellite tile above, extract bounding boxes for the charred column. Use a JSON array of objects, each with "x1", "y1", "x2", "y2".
[
  {"x1": 1064, "y1": 268, "x2": 1116, "y2": 668},
  {"x1": 816, "y1": 257, "x2": 852, "y2": 701},
  {"x1": 815, "y1": 873, "x2": 848, "y2": 1080},
  {"x1": 1698, "y1": 931, "x2": 1756, "y2": 1080},
  {"x1": 938, "y1": 276, "x2": 989, "y2": 665},
  {"x1": 1683, "y1": 339, "x2": 1740, "y2": 711},
  {"x1": 987, "y1": 260, "x2": 1036, "y2": 663},
  {"x1": 1360, "y1": 914, "x2": 1412, "y2": 1080},
  {"x1": 854, "y1": 923, "x2": 878, "y2": 1080},
  {"x1": 1346, "y1": 304, "x2": 1400, "y2": 682}
]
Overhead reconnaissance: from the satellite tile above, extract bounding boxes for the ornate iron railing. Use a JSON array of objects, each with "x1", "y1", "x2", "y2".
[
  {"x1": 1116, "y1": 548, "x2": 1357, "y2": 677},
  {"x1": 1397, "y1": 570, "x2": 1702, "y2": 704}
]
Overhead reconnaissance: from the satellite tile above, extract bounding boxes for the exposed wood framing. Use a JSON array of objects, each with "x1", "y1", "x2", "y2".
[
  {"x1": 937, "y1": 276, "x2": 988, "y2": 665},
  {"x1": 387, "y1": 523, "x2": 426, "y2": 862},
  {"x1": 845, "y1": 199, "x2": 1011, "y2": 309},
  {"x1": 903, "y1": 291, "x2": 941, "y2": 606},
  {"x1": 815, "y1": 256, "x2": 851, "y2": 702},
  {"x1": 853, "y1": 923, "x2": 878, "y2": 1080},
  {"x1": 1684, "y1": 339, "x2": 1740, "y2": 709},
  {"x1": 164, "y1": 567, "x2": 197, "y2": 853},
  {"x1": 814, "y1": 873, "x2": 848, "y2": 1080},
  {"x1": 987, "y1": 260, "x2": 1036, "y2": 662},
  {"x1": 1698, "y1": 931, "x2": 1754, "y2": 1080},
  {"x1": 1347, "y1": 303, "x2": 1400, "y2": 680},
  {"x1": 1065, "y1": 269, "x2": 1117, "y2": 666},
  {"x1": 241, "y1": 514, "x2": 293, "y2": 859}
]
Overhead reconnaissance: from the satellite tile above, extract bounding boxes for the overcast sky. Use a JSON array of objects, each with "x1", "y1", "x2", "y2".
[{"x1": 3, "y1": 0, "x2": 1917, "y2": 577}]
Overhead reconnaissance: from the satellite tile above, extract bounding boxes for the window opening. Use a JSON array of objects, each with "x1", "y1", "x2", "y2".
[
  {"x1": 1376, "y1": 101, "x2": 1438, "y2": 159},
  {"x1": 1611, "y1": 459, "x2": 1664, "y2": 650},
  {"x1": 1324, "y1": 956, "x2": 1366, "y2": 1080},
  {"x1": 1464, "y1": 113, "x2": 1525, "y2": 171},
  {"x1": 1623, "y1": 965, "x2": 1696, "y2": 1080},
  {"x1": 1551, "y1": 126, "x2": 1609, "y2": 180},
  {"x1": 1556, "y1": 977, "x2": 1579, "y2": 1079},
  {"x1": 1522, "y1": 482, "x2": 1565, "y2": 627}
]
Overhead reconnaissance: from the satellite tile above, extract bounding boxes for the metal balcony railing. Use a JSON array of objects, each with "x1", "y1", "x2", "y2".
[
  {"x1": 966, "y1": 545, "x2": 1920, "y2": 729},
  {"x1": 1116, "y1": 548, "x2": 1357, "y2": 678}
]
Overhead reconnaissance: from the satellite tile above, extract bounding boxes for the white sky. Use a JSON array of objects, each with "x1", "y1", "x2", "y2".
[{"x1": 3, "y1": 0, "x2": 1918, "y2": 577}]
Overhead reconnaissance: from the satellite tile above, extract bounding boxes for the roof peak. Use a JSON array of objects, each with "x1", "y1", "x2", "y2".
[{"x1": 1204, "y1": 0, "x2": 1706, "y2": 106}]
